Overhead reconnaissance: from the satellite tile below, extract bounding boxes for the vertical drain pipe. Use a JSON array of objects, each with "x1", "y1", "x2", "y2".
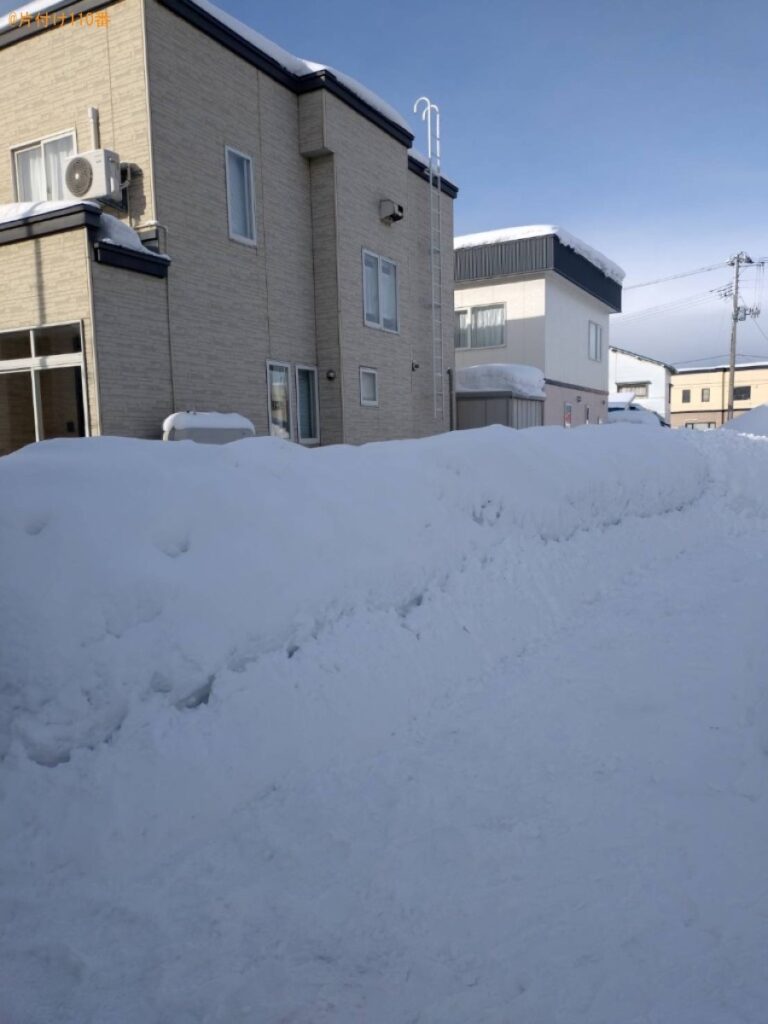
[{"x1": 87, "y1": 107, "x2": 100, "y2": 150}]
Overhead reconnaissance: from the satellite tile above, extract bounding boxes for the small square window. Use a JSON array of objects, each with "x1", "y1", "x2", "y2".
[
  {"x1": 734, "y1": 385, "x2": 751, "y2": 401},
  {"x1": 14, "y1": 132, "x2": 75, "y2": 202},
  {"x1": 225, "y1": 146, "x2": 256, "y2": 244},
  {"x1": 701, "y1": 388, "x2": 710, "y2": 402},
  {"x1": 360, "y1": 367, "x2": 378, "y2": 407},
  {"x1": 682, "y1": 389, "x2": 691, "y2": 403}
]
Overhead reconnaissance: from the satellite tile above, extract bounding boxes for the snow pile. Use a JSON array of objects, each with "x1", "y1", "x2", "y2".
[
  {"x1": 97, "y1": 213, "x2": 169, "y2": 259},
  {"x1": 3, "y1": 426, "x2": 768, "y2": 1023},
  {"x1": 721, "y1": 404, "x2": 768, "y2": 437},
  {"x1": 455, "y1": 362, "x2": 545, "y2": 398},
  {"x1": 454, "y1": 225, "x2": 626, "y2": 284}
]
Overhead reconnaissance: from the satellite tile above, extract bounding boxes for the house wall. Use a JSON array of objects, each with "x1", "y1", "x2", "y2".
[
  {"x1": 0, "y1": 230, "x2": 99, "y2": 433},
  {"x1": 144, "y1": 0, "x2": 317, "y2": 436},
  {"x1": 543, "y1": 382, "x2": 606, "y2": 427},
  {"x1": 90, "y1": 261, "x2": 173, "y2": 437},
  {"x1": 0, "y1": 0, "x2": 154, "y2": 222},
  {"x1": 454, "y1": 276, "x2": 547, "y2": 372},
  {"x1": 609, "y1": 349, "x2": 669, "y2": 420},
  {"x1": 543, "y1": 273, "x2": 609, "y2": 392},
  {"x1": 669, "y1": 366, "x2": 768, "y2": 428}
]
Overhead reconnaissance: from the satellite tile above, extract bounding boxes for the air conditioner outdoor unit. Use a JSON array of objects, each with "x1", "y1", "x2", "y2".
[
  {"x1": 63, "y1": 149, "x2": 121, "y2": 202},
  {"x1": 379, "y1": 199, "x2": 404, "y2": 224}
]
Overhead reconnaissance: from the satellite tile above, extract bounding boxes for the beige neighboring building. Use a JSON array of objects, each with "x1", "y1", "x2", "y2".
[
  {"x1": 0, "y1": 0, "x2": 457, "y2": 456},
  {"x1": 453, "y1": 226, "x2": 624, "y2": 427},
  {"x1": 669, "y1": 362, "x2": 768, "y2": 429}
]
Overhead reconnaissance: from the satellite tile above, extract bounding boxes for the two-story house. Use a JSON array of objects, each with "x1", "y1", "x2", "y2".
[
  {"x1": 609, "y1": 346, "x2": 673, "y2": 423},
  {"x1": 0, "y1": 0, "x2": 457, "y2": 456},
  {"x1": 669, "y1": 360, "x2": 768, "y2": 428},
  {"x1": 453, "y1": 226, "x2": 623, "y2": 426}
]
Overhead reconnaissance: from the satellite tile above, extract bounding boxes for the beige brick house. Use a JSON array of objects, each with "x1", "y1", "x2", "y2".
[
  {"x1": 669, "y1": 362, "x2": 768, "y2": 429},
  {"x1": 0, "y1": 0, "x2": 457, "y2": 456}
]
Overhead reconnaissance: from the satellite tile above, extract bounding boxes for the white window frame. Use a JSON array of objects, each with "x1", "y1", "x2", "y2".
[
  {"x1": 294, "y1": 364, "x2": 320, "y2": 445},
  {"x1": 11, "y1": 129, "x2": 77, "y2": 202},
  {"x1": 360, "y1": 367, "x2": 379, "y2": 407},
  {"x1": 0, "y1": 321, "x2": 89, "y2": 441},
  {"x1": 454, "y1": 304, "x2": 506, "y2": 350},
  {"x1": 362, "y1": 249, "x2": 399, "y2": 333},
  {"x1": 224, "y1": 145, "x2": 257, "y2": 247},
  {"x1": 588, "y1": 321, "x2": 603, "y2": 362},
  {"x1": 266, "y1": 360, "x2": 292, "y2": 440}
]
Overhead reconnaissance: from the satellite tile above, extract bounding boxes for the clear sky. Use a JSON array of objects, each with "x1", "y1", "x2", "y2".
[{"x1": 224, "y1": 0, "x2": 768, "y2": 365}]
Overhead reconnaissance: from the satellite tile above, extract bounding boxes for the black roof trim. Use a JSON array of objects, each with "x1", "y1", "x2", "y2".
[
  {"x1": 93, "y1": 240, "x2": 170, "y2": 277},
  {"x1": 0, "y1": 204, "x2": 101, "y2": 246},
  {"x1": 157, "y1": 0, "x2": 415, "y2": 147},
  {"x1": 406, "y1": 155, "x2": 459, "y2": 199}
]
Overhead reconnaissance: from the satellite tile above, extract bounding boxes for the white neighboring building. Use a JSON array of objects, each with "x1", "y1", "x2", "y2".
[
  {"x1": 453, "y1": 226, "x2": 624, "y2": 427},
  {"x1": 608, "y1": 347, "x2": 673, "y2": 423}
]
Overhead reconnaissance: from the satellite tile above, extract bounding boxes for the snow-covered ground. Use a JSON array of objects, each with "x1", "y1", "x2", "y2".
[{"x1": 1, "y1": 425, "x2": 767, "y2": 1023}]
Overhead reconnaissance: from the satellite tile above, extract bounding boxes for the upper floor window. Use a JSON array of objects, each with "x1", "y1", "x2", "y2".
[
  {"x1": 454, "y1": 304, "x2": 505, "y2": 349},
  {"x1": 734, "y1": 385, "x2": 751, "y2": 401},
  {"x1": 14, "y1": 131, "x2": 75, "y2": 202},
  {"x1": 682, "y1": 389, "x2": 691, "y2": 403},
  {"x1": 588, "y1": 321, "x2": 603, "y2": 361},
  {"x1": 617, "y1": 382, "x2": 649, "y2": 397},
  {"x1": 225, "y1": 146, "x2": 256, "y2": 244},
  {"x1": 363, "y1": 251, "x2": 398, "y2": 332},
  {"x1": 701, "y1": 387, "x2": 710, "y2": 402}
]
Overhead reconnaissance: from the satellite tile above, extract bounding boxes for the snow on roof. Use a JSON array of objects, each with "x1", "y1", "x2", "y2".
[
  {"x1": 455, "y1": 363, "x2": 545, "y2": 399},
  {"x1": 162, "y1": 411, "x2": 256, "y2": 433},
  {"x1": 0, "y1": 201, "x2": 168, "y2": 260},
  {"x1": 0, "y1": 199, "x2": 99, "y2": 225},
  {"x1": 454, "y1": 225, "x2": 626, "y2": 285},
  {"x1": 608, "y1": 392, "x2": 635, "y2": 409},
  {"x1": 609, "y1": 345, "x2": 675, "y2": 370},
  {"x1": 675, "y1": 358, "x2": 768, "y2": 372}
]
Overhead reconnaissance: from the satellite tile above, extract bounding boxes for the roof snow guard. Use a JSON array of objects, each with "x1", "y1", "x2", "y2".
[{"x1": 454, "y1": 226, "x2": 623, "y2": 312}]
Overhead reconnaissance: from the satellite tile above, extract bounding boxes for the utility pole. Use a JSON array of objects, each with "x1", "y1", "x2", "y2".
[{"x1": 726, "y1": 252, "x2": 754, "y2": 422}]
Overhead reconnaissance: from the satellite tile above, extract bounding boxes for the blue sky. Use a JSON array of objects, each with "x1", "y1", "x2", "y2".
[{"x1": 225, "y1": 0, "x2": 768, "y2": 364}]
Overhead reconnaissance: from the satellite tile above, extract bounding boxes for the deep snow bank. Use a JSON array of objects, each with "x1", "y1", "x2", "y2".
[
  {"x1": 3, "y1": 425, "x2": 768, "y2": 1024},
  {"x1": 1, "y1": 427, "x2": 706, "y2": 766}
]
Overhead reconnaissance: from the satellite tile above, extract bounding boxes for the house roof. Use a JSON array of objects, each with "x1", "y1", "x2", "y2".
[
  {"x1": 609, "y1": 345, "x2": 675, "y2": 372},
  {"x1": 0, "y1": 0, "x2": 459, "y2": 197},
  {"x1": 454, "y1": 226, "x2": 625, "y2": 285},
  {"x1": 454, "y1": 229, "x2": 623, "y2": 312},
  {"x1": 673, "y1": 360, "x2": 768, "y2": 374}
]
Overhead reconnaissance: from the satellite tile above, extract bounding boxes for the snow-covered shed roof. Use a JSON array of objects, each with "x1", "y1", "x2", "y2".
[{"x1": 455, "y1": 363, "x2": 545, "y2": 399}]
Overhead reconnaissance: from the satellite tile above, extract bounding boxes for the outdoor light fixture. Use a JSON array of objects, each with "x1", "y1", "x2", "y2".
[{"x1": 326, "y1": 370, "x2": 337, "y2": 381}]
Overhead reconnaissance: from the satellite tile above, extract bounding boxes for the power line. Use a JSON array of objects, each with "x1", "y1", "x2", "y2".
[
  {"x1": 624, "y1": 263, "x2": 728, "y2": 290},
  {"x1": 617, "y1": 284, "x2": 731, "y2": 323}
]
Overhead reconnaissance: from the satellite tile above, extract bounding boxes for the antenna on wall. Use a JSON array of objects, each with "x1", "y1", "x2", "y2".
[{"x1": 414, "y1": 96, "x2": 444, "y2": 420}]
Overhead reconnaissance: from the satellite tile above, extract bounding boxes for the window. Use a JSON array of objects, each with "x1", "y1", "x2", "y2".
[
  {"x1": 295, "y1": 365, "x2": 319, "y2": 444},
  {"x1": 266, "y1": 362, "x2": 291, "y2": 439},
  {"x1": 363, "y1": 251, "x2": 398, "y2": 332},
  {"x1": 14, "y1": 132, "x2": 75, "y2": 202},
  {"x1": 685, "y1": 422, "x2": 716, "y2": 431},
  {"x1": 585, "y1": 406, "x2": 590, "y2": 425},
  {"x1": 360, "y1": 367, "x2": 378, "y2": 407},
  {"x1": 734, "y1": 386, "x2": 751, "y2": 401},
  {"x1": 588, "y1": 321, "x2": 603, "y2": 361},
  {"x1": 701, "y1": 387, "x2": 710, "y2": 402},
  {"x1": 617, "y1": 382, "x2": 649, "y2": 397},
  {"x1": 682, "y1": 389, "x2": 691, "y2": 403},
  {"x1": 0, "y1": 323, "x2": 87, "y2": 456},
  {"x1": 454, "y1": 305, "x2": 504, "y2": 349},
  {"x1": 225, "y1": 147, "x2": 256, "y2": 244}
]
